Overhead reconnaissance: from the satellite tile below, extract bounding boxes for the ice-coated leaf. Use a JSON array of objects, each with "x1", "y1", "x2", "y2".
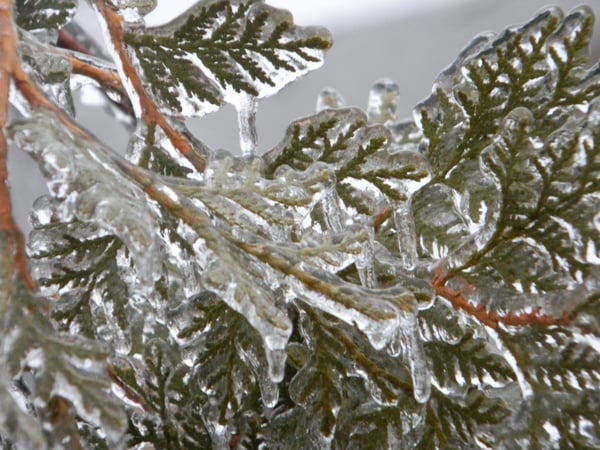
[
  {"x1": 416, "y1": 388, "x2": 511, "y2": 449},
  {"x1": 10, "y1": 112, "x2": 163, "y2": 289},
  {"x1": 425, "y1": 330, "x2": 515, "y2": 390},
  {"x1": 171, "y1": 292, "x2": 270, "y2": 443},
  {"x1": 0, "y1": 265, "x2": 126, "y2": 447},
  {"x1": 450, "y1": 96, "x2": 600, "y2": 313},
  {"x1": 120, "y1": 0, "x2": 331, "y2": 117},
  {"x1": 286, "y1": 305, "x2": 413, "y2": 442},
  {"x1": 15, "y1": 0, "x2": 77, "y2": 31},
  {"x1": 19, "y1": 31, "x2": 75, "y2": 116},
  {"x1": 0, "y1": 238, "x2": 46, "y2": 449},
  {"x1": 413, "y1": 6, "x2": 600, "y2": 267},
  {"x1": 499, "y1": 391, "x2": 600, "y2": 449},
  {"x1": 111, "y1": 338, "x2": 212, "y2": 449},
  {"x1": 265, "y1": 108, "x2": 429, "y2": 215},
  {"x1": 333, "y1": 403, "x2": 404, "y2": 450},
  {"x1": 29, "y1": 197, "x2": 131, "y2": 342}
]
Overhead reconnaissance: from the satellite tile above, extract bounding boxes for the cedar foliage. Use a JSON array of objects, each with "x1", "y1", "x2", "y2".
[{"x1": 0, "y1": 1, "x2": 599, "y2": 449}]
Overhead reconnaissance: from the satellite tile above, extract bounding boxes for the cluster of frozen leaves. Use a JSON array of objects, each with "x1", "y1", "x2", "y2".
[{"x1": 1, "y1": 0, "x2": 600, "y2": 449}]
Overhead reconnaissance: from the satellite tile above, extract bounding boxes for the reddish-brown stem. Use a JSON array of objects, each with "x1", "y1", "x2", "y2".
[
  {"x1": 93, "y1": 0, "x2": 206, "y2": 172},
  {"x1": 0, "y1": 0, "x2": 37, "y2": 291},
  {"x1": 66, "y1": 53, "x2": 133, "y2": 115},
  {"x1": 432, "y1": 267, "x2": 571, "y2": 330},
  {"x1": 106, "y1": 362, "x2": 153, "y2": 413},
  {"x1": 57, "y1": 29, "x2": 91, "y2": 55},
  {"x1": 373, "y1": 206, "x2": 392, "y2": 232}
]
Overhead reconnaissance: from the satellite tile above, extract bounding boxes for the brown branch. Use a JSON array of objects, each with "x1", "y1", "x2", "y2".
[
  {"x1": 0, "y1": 0, "x2": 36, "y2": 291},
  {"x1": 432, "y1": 266, "x2": 571, "y2": 330},
  {"x1": 107, "y1": 362, "x2": 153, "y2": 413},
  {"x1": 373, "y1": 206, "x2": 392, "y2": 232},
  {"x1": 57, "y1": 29, "x2": 91, "y2": 55},
  {"x1": 65, "y1": 53, "x2": 134, "y2": 116},
  {"x1": 93, "y1": 0, "x2": 207, "y2": 172}
]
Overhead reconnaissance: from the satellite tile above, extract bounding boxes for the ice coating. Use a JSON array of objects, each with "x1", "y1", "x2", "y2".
[
  {"x1": 355, "y1": 226, "x2": 377, "y2": 288},
  {"x1": 10, "y1": 112, "x2": 163, "y2": 288},
  {"x1": 202, "y1": 253, "x2": 292, "y2": 383},
  {"x1": 367, "y1": 78, "x2": 400, "y2": 125},
  {"x1": 397, "y1": 307, "x2": 431, "y2": 403},
  {"x1": 102, "y1": 0, "x2": 332, "y2": 129},
  {"x1": 316, "y1": 87, "x2": 345, "y2": 112},
  {"x1": 287, "y1": 272, "x2": 415, "y2": 351},
  {"x1": 236, "y1": 94, "x2": 258, "y2": 155},
  {"x1": 394, "y1": 200, "x2": 418, "y2": 271},
  {"x1": 109, "y1": 0, "x2": 157, "y2": 22}
]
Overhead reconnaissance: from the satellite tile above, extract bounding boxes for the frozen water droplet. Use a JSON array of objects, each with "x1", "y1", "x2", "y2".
[
  {"x1": 391, "y1": 306, "x2": 431, "y2": 403},
  {"x1": 264, "y1": 339, "x2": 287, "y2": 383},
  {"x1": 316, "y1": 88, "x2": 345, "y2": 111},
  {"x1": 321, "y1": 187, "x2": 343, "y2": 233},
  {"x1": 368, "y1": 78, "x2": 399, "y2": 124},
  {"x1": 108, "y1": 0, "x2": 157, "y2": 22},
  {"x1": 394, "y1": 200, "x2": 418, "y2": 271},
  {"x1": 237, "y1": 94, "x2": 258, "y2": 156},
  {"x1": 355, "y1": 227, "x2": 377, "y2": 288}
]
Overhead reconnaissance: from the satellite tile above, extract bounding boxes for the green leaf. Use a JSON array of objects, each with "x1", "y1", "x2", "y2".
[
  {"x1": 334, "y1": 402, "x2": 404, "y2": 450},
  {"x1": 0, "y1": 277, "x2": 126, "y2": 447},
  {"x1": 114, "y1": 338, "x2": 211, "y2": 450},
  {"x1": 413, "y1": 7, "x2": 600, "y2": 267},
  {"x1": 173, "y1": 292, "x2": 269, "y2": 443},
  {"x1": 265, "y1": 108, "x2": 429, "y2": 215},
  {"x1": 288, "y1": 305, "x2": 411, "y2": 439},
  {"x1": 417, "y1": 388, "x2": 511, "y2": 448},
  {"x1": 454, "y1": 97, "x2": 600, "y2": 304},
  {"x1": 425, "y1": 331, "x2": 515, "y2": 390},
  {"x1": 123, "y1": 0, "x2": 331, "y2": 116},
  {"x1": 15, "y1": 0, "x2": 77, "y2": 31}
]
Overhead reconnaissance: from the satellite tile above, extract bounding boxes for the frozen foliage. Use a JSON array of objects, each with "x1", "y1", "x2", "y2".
[{"x1": 1, "y1": 1, "x2": 600, "y2": 449}]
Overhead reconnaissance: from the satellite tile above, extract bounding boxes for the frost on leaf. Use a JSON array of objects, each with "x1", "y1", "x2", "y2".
[
  {"x1": 413, "y1": 6, "x2": 600, "y2": 313},
  {"x1": 15, "y1": 0, "x2": 77, "y2": 32},
  {"x1": 121, "y1": 0, "x2": 332, "y2": 118}
]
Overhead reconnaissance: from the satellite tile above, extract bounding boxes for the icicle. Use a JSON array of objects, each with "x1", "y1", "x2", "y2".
[
  {"x1": 202, "y1": 259, "x2": 292, "y2": 383},
  {"x1": 321, "y1": 186, "x2": 343, "y2": 233},
  {"x1": 236, "y1": 341, "x2": 280, "y2": 407},
  {"x1": 287, "y1": 272, "x2": 415, "y2": 351},
  {"x1": 355, "y1": 226, "x2": 377, "y2": 288},
  {"x1": 394, "y1": 200, "x2": 418, "y2": 271},
  {"x1": 316, "y1": 88, "x2": 345, "y2": 112},
  {"x1": 367, "y1": 78, "x2": 399, "y2": 124},
  {"x1": 389, "y1": 304, "x2": 431, "y2": 403},
  {"x1": 237, "y1": 94, "x2": 258, "y2": 155}
]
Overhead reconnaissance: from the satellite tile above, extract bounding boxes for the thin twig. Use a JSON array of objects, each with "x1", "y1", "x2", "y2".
[
  {"x1": 107, "y1": 362, "x2": 153, "y2": 413},
  {"x1": 65, "y1": 52, "x2": 134, "y2": 116},
  {"x1": 373, "y1": 206, "x2": 392, "y2": 232},
  {"x1": 432, "y1": 266, "x2": 571, "y2": 330},
  {"x1": 57, "y1": 29, "x2": 91, "y2": 55},
  {"x1": 93, "y1": 0, "x2": 207, "y2": 172},
  {"x1": 0, "y1": 0, "x2": 37, "y2": 291}
]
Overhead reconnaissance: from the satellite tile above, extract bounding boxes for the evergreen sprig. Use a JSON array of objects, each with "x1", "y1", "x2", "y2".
[
  {"x1": 123, "y1": 0, "x2": 331, "y2": 116},
  {"x1": 3, "y1": 1, "x2": 600, "y2": 448},
  {"x1": 15, "y1": 0, "x2": 77, "y2": 31},
  {"x1": 266, "y1": 108, "x2": 429, "y2": 215}
]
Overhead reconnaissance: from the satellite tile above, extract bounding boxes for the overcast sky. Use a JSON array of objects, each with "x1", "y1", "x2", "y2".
[{"x1": 145, "y1": 0, "x2": 469, "y2": 32}]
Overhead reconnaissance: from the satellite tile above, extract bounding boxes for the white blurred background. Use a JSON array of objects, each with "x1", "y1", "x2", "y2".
[{"x1": 9, "y1": 0, "x2": 600, "y2": 231}]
